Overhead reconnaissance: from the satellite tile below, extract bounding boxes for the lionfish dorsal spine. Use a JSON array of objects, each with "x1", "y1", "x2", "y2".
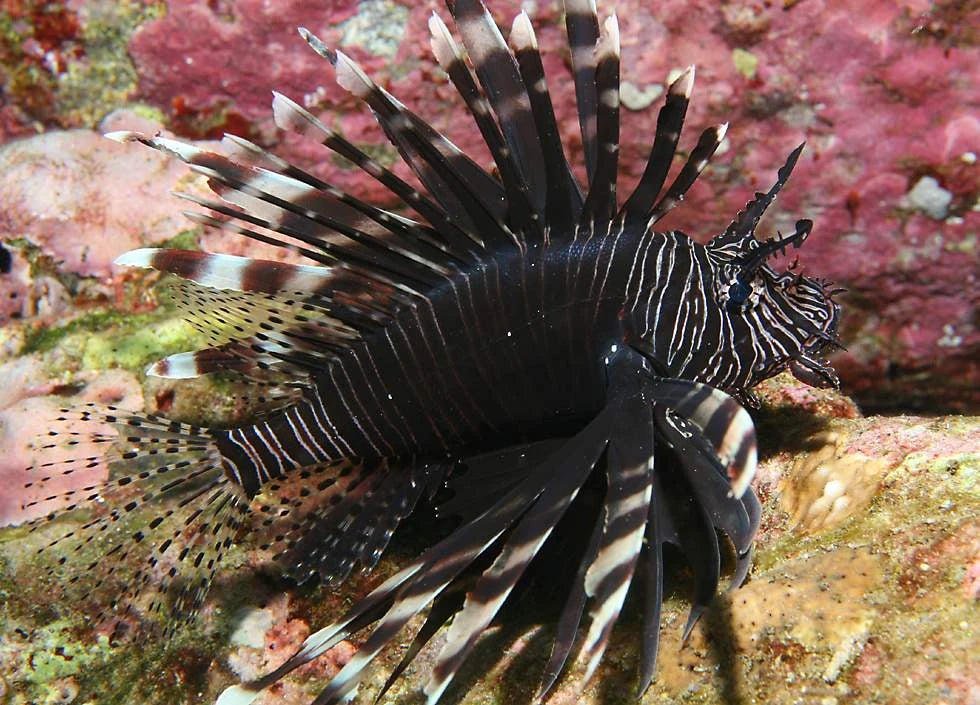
[
  {"x1": 580, "y1": 13, "x2": 621, "y2": 227},
  {"x1": 618, "y1": 65, "x2": 695, "y2": 226}
]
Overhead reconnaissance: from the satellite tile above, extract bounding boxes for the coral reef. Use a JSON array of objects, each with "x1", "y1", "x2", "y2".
[
  {"x1": 0, "y1": 111, "x2": 202, "y2": 281},
  {"x1": 0, "y1": 0, "x2": 164, "y2": 141}
]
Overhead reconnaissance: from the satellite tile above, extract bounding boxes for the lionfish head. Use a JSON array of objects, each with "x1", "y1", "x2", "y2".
[{"x1": 706, "y1": 145, "x2": 843, "y2": 390}]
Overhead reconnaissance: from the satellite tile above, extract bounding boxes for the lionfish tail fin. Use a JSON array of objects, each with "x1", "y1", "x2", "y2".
[{"x1": 25, "y1": 404, "x2": 244, "y2": 630}]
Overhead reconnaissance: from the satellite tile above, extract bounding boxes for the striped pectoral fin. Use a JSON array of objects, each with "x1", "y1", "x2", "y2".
[
  {"x1": 218, "y1": 452, "x2": 561, "y2": 704},
  {"x1": 535, "y1": 392, "x2": 655, "y2": 701},
  {"x1": 652, "y1": 409, "x2": 755, "y2": 555},
  {"x1": 423, "y1": 417, "x2": 612, "y2": 704},
  {"x1": 115, "y1": 248, "x2": 337, "y2": 295},
  {"x1": 302, "y1": 464, "x2": 567, "y2": 705},
  {"x1": 651, "y1": 405, "x2": 722, "y2": 644},
  {"x1": 574, "y1": 395, "x2": 655, "y2": 685},
  {"x1": 646, "y1": 376, "x2": 758, "y2": 498},
  {"x1": 637, "y1": 471, "x2": 666, "y2": 696}
]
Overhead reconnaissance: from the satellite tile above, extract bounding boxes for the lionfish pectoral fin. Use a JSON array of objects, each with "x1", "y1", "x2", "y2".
[
  {"x1": 438, "y1": 439, "x2": 564, "y2": 520},
  {"x1": 216, "y1": 441, "x2": 571, "y2": 704},
  {"x1": 654, "y1": 405, "x2": 722, "y2": 645},
  {"x1": 215, "y1": 558, "x2": 424, "y2": 705},
  {"x1": 730, "y1": 490, "x2": 762, "y2": 590},
  {"x1": 574, "y1": 395, "x2": 655, "y2": 686},
  {"x1": 423, "y1": 414, "x2": 614, "y2": 704},
  {"x1": 637, "y1": 471, "x2": 666, "y2": 696},
  {"x1": 256, "y1": 460, "x2": 446, "y2": 587},
  {"x1": 644, "y1": 375, "x2": 758, "y2": 499},
  {"x1": 652, "y1": 408, "x2": 755, "y2": 555},
  {"x1": 374, "y1": 586, "x2": 467, "y2": 704},
  {"x1": 536, "y1": 359, "x2": 658, "y2": 700}
]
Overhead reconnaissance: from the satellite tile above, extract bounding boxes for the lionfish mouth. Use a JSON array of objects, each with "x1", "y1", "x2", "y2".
[{"x1": 789, "y1": 284, "x2": 844, "y2": 388}]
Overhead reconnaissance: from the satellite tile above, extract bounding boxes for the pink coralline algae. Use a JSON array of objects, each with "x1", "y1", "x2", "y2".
[
  {"x1": 0, "y1": 113, "x2": 198, "y2": 279},
  {"x1": 128, "y1": 0, "x2": 363, "y2": 139},
  {"x1": 0, "y1": 367, "x2": 143, "y2": 525}
]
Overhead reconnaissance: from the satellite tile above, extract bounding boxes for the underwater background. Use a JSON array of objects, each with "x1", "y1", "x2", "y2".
[{"x1": 0, "y1": 0, "x2": 976, "y2": 703}]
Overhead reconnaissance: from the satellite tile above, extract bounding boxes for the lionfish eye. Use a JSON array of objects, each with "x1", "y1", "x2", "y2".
[{"x1": 727, "y1": 276, "x2": 752, "y2": 310}]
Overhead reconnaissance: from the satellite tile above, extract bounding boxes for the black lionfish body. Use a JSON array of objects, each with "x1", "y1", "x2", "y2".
[{"x1": 29, "y1": 1, "x2": 842, "y2": 703}]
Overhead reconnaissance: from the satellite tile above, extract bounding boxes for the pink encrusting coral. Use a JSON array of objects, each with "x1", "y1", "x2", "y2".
[
  {"x1": 0, "y1": 367, "x2": 143, "y2": 525},
  {"x1": 0, "y1": 115, "x2": 194, "y2": 279}
]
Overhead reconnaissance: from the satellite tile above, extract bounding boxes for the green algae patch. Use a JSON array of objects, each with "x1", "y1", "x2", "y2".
[
  {"x1": 158, "y1": 227, "x2": 202, "y2": 252},
  {"x1": 55, "y1": 2, "x2": 166, "y2": 128},
  {"x1": 732, "y1": 48, "x2": 759, "y2": 79},
  {"x1": 79, "y1": 315, "x2": 199, "y2": 372},
  {"x1": 23, "y1": 306, "x2": 206, "y2": 377}
]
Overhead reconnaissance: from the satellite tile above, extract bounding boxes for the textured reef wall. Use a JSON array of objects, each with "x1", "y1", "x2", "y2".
[
  {"x1": 0, "y1": 1, "x2": 977, "y2": 704},
  {"x1": 1, "y1": 0, "x2": 977, "y2": 411}
]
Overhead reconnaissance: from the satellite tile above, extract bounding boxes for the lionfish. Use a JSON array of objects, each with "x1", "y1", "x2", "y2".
[{"x1": 28, "y1": 0, "x2": 842, "y2": 703}]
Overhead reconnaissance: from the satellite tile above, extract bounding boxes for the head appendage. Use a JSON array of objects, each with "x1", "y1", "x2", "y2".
[
  {"x1": 713, "y1": 142, "x2": 806, "y2": 250},
  {"x1": 736, "y1": 218, "x2": 812, "y2": 276}
]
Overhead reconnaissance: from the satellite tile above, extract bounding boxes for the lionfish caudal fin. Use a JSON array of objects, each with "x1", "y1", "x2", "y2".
[
  {"x1": 216, "y1": 347, "x2": 759, "y2": 705},
  {"x1": 23, "y1": 406, "x2": 244, "y2": 631},
  {"x1": 34, "y1": 0, "x2": 775, "y2": 694},
  {"x1": 24, "y1": 401, "x2": 438, "y2": 629}
]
